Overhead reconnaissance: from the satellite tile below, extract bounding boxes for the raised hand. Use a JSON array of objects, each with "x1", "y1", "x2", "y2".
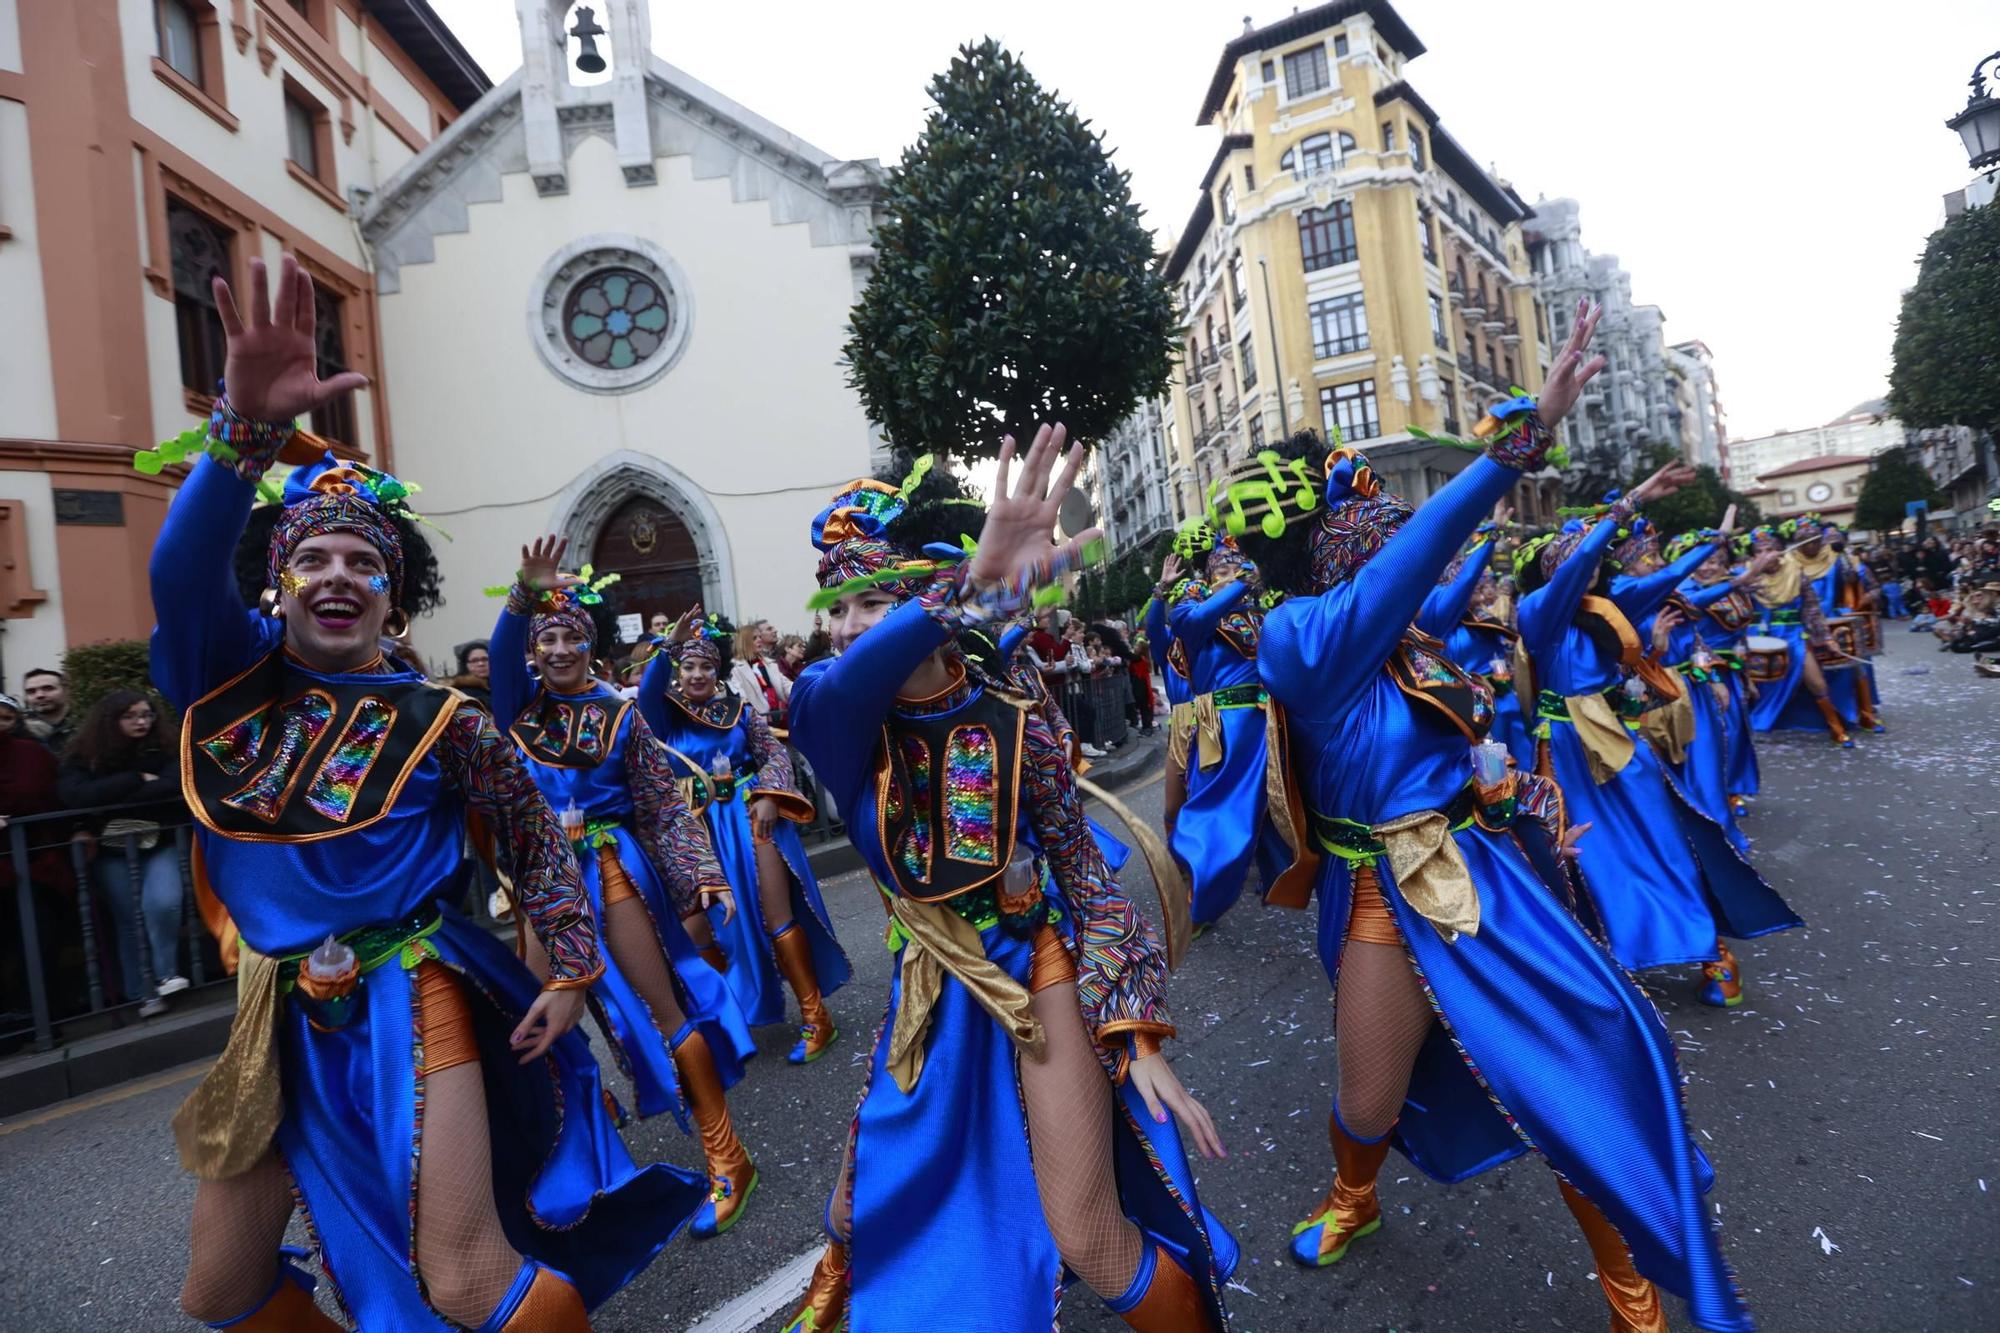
[
  {"x1": 1535, "y1": 299, "x2": 1608, "y2": 430},
  {"x1": 1719, "y1": 503, "x2": 1739, "y2": 536},
  {"x1": 1739, "y1": 550, "x2": 1781, "y2": 582},
  {"x1": 969, "y1": 423, "x2": 1098, "y2": 590},
  {"x1": 1158, "y1": 553, "x2": 1183, "y2": 589},
  {"x1": 667, "y1": 603, "x2": 703, "y2": 645},
  {"x1": 1632, "y1": 461, "x2": 1698, "y2": 504},
  {"x1": 518, "y1": 535, "x2": 579, "y2": 593},
  {"x1": 1650, "y1": 606, "x2": 1681, "y2": 656},
  {"x1": 215, "y1": 256, "x2": 369, "y2": 421}
]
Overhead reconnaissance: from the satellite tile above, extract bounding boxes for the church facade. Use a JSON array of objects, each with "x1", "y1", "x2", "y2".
[{"x1": 362, "y1": 0, "x2": 885, "y2": 654}]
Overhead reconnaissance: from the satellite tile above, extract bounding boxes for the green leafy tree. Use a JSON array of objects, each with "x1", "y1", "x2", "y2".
[
  {"x1": 845, "y1": 39, "x2": 1176, "y2": 459},
  {"x1": 1621, "y1": 443, "x2": 1761, "y2": 533},
  {"x1": 1889, "y1": 200, "x2": 2000, "y2": 434},
  {"x1": 1854, "y1": 445, "x2": 1942, "y2": 531},
  {"x1": 60, "y1": 639, "x2": 170, "y2": 722}
]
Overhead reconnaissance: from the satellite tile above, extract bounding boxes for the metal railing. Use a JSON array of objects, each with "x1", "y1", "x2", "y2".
[{"x1": 1058, "y1": 670, "x2": 1133, "y2": 751}]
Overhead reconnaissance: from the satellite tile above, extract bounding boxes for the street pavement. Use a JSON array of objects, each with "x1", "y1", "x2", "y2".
[{"x1": 1, "y1": 635, "x2": 1994, "y2": 1331}]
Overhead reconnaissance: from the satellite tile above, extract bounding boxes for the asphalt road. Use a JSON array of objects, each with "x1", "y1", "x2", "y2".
[{"x1": 2, "y1": 635, "x2": 1994, "y2": 1331}]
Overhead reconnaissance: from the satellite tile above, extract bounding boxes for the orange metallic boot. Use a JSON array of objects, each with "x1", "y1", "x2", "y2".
[
  {"x1": 672, "y1": 1025, "x2": 758, "y2": 1237},
  {"x1": 1813, "y1": 695, "x2": 1853, "y2": 748},
  {"x1": 1557, "y1": 1179, "x2": 1669, "y2": 1333},
  {"x1": 1290, "y1": 1110, "x2": 1392, "y2": 1266},
  {"x1": 1108, "y1": 1244, "x2": 1218, "y2": 1332},
  {"x1": 772, "y1": 923, "x2": 837, "y2": 1064},
  {"x1": 782, "y1": 1241, "x2": 849, "y2": 1332},
  {"x1": 204, "y1": 1253, "x2": 340, "y2": 1331},
  {"x1": 1699, "y1": 941, "x2": 1744, "y2": 1008}
]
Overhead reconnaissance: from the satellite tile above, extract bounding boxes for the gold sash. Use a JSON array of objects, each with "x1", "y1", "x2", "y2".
[
  {"x1": 1188, "y1": 693, "x2": 1225, "y2": 770},
  {"x1": 1372, "y1": 811, "x2": 1481, "y2": 943},
  {"x1": 884, "y1": 896, "x2": 1045, "y2": 1093},
  {"x1": 1637, "y1": 689, "x2": 1697, "y2": 767},
  {"x1": 172, "y1": 944, "x2": 282, "y2": 1179},
  {"x1": 1566, "y1": 691, "x2": 1637, "y2": 784}
]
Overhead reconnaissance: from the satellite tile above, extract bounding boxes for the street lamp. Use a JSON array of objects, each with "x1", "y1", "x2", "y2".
[{"x1": 1946, "y1": 52, "x2": 2000, "y2": 171}]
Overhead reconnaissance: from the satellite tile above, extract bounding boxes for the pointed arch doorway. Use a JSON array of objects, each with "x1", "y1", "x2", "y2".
[{"x1": 591, "y1": 494, "x2": 702, "y2": 637}]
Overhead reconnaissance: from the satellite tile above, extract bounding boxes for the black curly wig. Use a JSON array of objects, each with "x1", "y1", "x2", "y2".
[
  {"x1": 235, "y1": 503, "x2": 445, "y2": 618},
  {"x1": 1224, "y1": 428, "x2": 1328, "y2": 597},
  {"x1": 875, "y1": 455, "x2": 989, "y2": 556}
]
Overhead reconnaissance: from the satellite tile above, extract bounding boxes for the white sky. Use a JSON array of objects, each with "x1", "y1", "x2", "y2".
[{"x1": 430, "y1": 0, "x2": 1994, "y2": 441}]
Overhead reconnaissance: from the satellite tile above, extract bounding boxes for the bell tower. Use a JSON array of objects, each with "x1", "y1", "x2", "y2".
[{"x1": 514, "y1": 0, "x2": 658, "y2": 196}]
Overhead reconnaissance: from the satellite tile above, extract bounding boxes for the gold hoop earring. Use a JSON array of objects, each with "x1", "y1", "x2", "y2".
[
  {"x1": 384, "y1": 609, "x2": 411, "y2": 639},
  {"x1": 261, "y1": 589, "x2": 283, "y2": 618}
]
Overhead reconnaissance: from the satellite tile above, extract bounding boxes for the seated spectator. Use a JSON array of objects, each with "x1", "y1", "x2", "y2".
[{"x1": 56, "y1": 690, "x2": 188, "y2": 1015}]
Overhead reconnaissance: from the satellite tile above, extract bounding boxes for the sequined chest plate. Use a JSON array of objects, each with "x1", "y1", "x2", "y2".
[{"x1": 874, "y1": 689, "x2": 1025, "y2": 904}]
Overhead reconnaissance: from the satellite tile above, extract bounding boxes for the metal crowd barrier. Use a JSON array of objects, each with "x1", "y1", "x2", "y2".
[{"x1": 1060, "y1": 671, "x2": 1132, "y2": 750}]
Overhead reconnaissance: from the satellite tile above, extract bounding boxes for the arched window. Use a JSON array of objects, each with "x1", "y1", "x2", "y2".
[{"x1": 1280, "y1": 130, "x2": 1356, "y2": 179}]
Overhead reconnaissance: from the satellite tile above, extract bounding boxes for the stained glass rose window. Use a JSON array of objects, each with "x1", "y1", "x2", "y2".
[{"x1": 563, "y1": 268, "x2": 671, "y2": 370}]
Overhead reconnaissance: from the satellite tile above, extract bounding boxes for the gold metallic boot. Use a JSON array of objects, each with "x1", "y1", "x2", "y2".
[
  {"x1": 782, "y1": 1241, "x2": 849, "y2": 1332},
  {"x1": 1290, "y1": 1111, "x2": 1392, "y2": 1266},
  {"x1": 1812, "y1": 695, "x2": 1853, "y2": 748},
  {"x1": 672, "y1": 1026, "x2": 758, "y2": 1236}
]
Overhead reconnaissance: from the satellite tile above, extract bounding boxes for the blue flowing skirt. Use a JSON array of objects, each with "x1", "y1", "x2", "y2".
[
  {"x1": 1667, "y1": 684, "x2": 1747, "y2": 854},
  {"x1": 1722, "y1": 671, "x2": 1761, "y2": 798},
  {"x1": 1548, "y1": 721, "x2": 1801, "y2": 971},
  {"x1": 699, "y1": 796, "x2": 850, "y2": 1028},
  {"x1": 589, "y1": 826, "x2": 756, "y2": 1121},
  {"x1": 846, "y1": 904, "x2": 1239, "y2": 1332},
  {"x1": 1310, "y1": 833, "x2": 1751, "y2": 1333},
  {"x1": 1491, "y1": 686, "x2": 1535, "y2": 772},
  {"x1": 1751, "y1": 625, "x2": 1866, "y2": 733},
  {"x1": 277, "y1": 908, "x2": 707, "y2": 1330},
  {"x1": 1171, "y1": 704, "x2": 1288, "y2": 926}
]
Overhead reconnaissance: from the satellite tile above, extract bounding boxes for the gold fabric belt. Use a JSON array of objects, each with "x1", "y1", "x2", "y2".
[{"x1": 884, "y1": 894, "x2": 1046, "y2": 1094}]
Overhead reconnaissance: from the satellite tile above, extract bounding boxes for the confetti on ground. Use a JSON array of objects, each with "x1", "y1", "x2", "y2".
[{"x1": 1812, "y1": 1226, "x2": 1840, "y2": 1256}]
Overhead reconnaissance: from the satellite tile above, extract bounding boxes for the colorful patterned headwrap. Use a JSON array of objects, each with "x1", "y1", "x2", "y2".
[
  {"x1": 1746, "y1": 525, "x2": 1783, "y2": 554},
  {"x1": 807, "y1": 461, "x2": 961, "y2": 608},
  {"x1": 523, "y1": 565, "x2": 619, "y2": 646},
  {"x1": 1538, "y1": 519, "x2": 1593, "y2": 580},
  {"x1": 676, "y1": 616, "x2": 731, "y2": 668},
  {"x1": 1203, "y1": 537, "x2": 1255, "y2": 583},
  {"x1": 1309, "y1": 447, "x2": 1413, "y2": 590},
  {"x1": 267, "y1": 453, "x2": 408, "y2": 598},
  {"x1": 1778, "y1": 513, "x2": 1825, "y2": 544},
  {"x1": 1609, "y1": 514, "x2": 1656, "y2": 570}
]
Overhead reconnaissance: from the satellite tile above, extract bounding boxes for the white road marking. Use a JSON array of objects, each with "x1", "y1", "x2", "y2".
[{"x1": 682, "y1": 1246, "x2": 820, "y2": 1333}]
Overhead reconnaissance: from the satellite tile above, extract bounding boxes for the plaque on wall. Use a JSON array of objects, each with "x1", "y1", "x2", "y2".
[{"x1": 52, "y1": 490, "x2": 125, "y2": 526}]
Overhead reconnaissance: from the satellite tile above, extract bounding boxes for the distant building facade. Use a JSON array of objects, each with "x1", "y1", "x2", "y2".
[
  {"x1": 1741, "y1": 454, "x2": 1872, "y2": 526},
  {"x1": 1724, "y1": 400, "x2": 1905, "y2": 486},
  {"x1": 1092, "y1": 399, "x2": 1177, "y2": 558},
  {"x1": 1665, "y1": 339, "x2": 1726, "y2": 471}
]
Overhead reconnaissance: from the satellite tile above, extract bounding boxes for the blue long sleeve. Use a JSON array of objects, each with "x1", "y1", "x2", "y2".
[
  {"x1": 1262, "y1": 454, "x2": 1521, "y2": 722},
  {"x1": 1679, "y1": 579, "x2": 1740, "y2": 611},
  {"x1": 1167, "y1": 579, "x2": 1250, "y2": 646},
  {"x1": 789, "y1": 598, "x2": 952, "y2": 810},
  {"x1": 1415, "y1": 541, "x2": 1493, "y2": 638},
  {"x1": 487, "y1": 605, "x2": 537, "y2": 728},
  {"x1": 1608, "y1": 543, "x2": 1716, "y2": 622},
  {"x1": 1143, "y1": 596, "x2": 1172, "y2": 674},
  {"x1": 1518, "y1": 518, "x2": 1623, "y2": 660},
  {"x1": 149, "y1": 456, "x2": 277, "y2": 710},
  {"x1": 636, "y1": 644, "x2": 674, "y2": 741}
]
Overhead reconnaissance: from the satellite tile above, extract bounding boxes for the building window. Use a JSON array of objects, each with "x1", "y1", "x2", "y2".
[
  {"x1": 157, "y1": 0, "x2": 204, "y2": 84},
  {"x1": 1333, "y1": 33, "x2": 1350, "y2": 58},
  {"x1": 1238, "y1": 334, "x2": 1258, "y2": 390},
  {"x1": 532, "y1": 237, "x2": 693, "y2": 392},
  {"x1": 1442, "y1": 379, "x2": 1459, "y2": 432},
  {"x1": 565, "y1": 268, "x2": 669, "y2": 370},
  {"x1": 1504, "y1": 353, "x2": 1517, "y2": 386},
  {"x1": 1281, "y1": 131, "x2": 1355, "y2": 178},
  {"x1": 285, "y1": 87, "x2": 322, "y2": 178},
  {"x1": 1418, "y1": 205, "x2": 1436, "y2": 262},
  {"x1": 310, "y1": 285, "x2": 356, "y2": 446},
  {"x1": 1249, "y1": 414, "x2": 1265, "y2": 451},
  {"x1": 1283, "y1": 45, "x2": 1329, "y2": 99},
  {"x1": 1229, "y1": 250, "x2": 1248, "y2": 308},
  {"x1": 1534, "y1": 300, "x2": 1549, "y2": 343},
  {"x1": 1309, "y1": 293, "x2": 1369, "y2": 359},
  {"x1": 168, "y1": 198, "x2": 232, "y2": 396},
  {"x1": 1381, "y1": 120, "x2": 1395, "y2": 151},
  {"x1": 1244, "y1": 164, "x2": 1255, "y2": 190},
  {"x1": 1298, "y1": 200, "x2": 1357, "y2": 271},
  {"x1": 1260, "y1": 59, "x2": 1275, "y2": 83},
  {"x1": 1409, "y1": 129, "x2": 1426, "y2": 170},
  {"x1": 1219, "y1": 179, "x2": 1236, "y2": 225},
  {"x1": 1321, "y1": 379, "x2": 1381, "y2": 442},
  {"x1": 1428, "y1": 292, "x2": 1449, "y2": 350}
]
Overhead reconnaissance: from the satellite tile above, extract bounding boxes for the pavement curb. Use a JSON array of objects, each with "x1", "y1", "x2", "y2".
[{"x1": 0, "y1": 731, "x2": 1165, "y2": 1119}]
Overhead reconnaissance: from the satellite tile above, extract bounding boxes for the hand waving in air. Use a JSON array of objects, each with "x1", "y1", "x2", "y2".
[
  {"x1": 667, "y1": 603, "x2": 703, "y2": 645},
  {"x1": 519, "y1": 536, "x2": 582, "y2": 595},
  {"x1": 970, "y1": 424, "x2": 1098, "y2": 592},
  {"x1": 215, "y1": 256, "x2": 369, "y2": 422},
  {"x1": 1534, "y1": 299, "x2": 1608, "y2": 430}
]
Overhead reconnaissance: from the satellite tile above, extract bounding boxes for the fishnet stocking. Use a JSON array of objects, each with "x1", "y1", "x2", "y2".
[
  {"x1": 1334, "y1": 939, "x2": 1436, "y2": 1140},
  {"x1": 755, "y1": 839, "x2": 795, "y2": 935},
  {"x1": 414, "y1": 1057, "x2": 521, "y2": 1326},
  {"x1": 180, "y1": 1149, "x2": 297, "y2": 1322},
  {"x1": 602, "y1": 896, "x2": 689, "y2": 1035},
  {"x1": 1020, "y1": 981, "x2": 1146, "y2": 1301}
]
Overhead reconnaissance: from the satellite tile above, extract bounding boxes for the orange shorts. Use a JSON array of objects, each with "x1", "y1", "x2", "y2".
[
  {"x1": 1346, "y1": 865, "x2": 1403, "y2": 947},
  {"x1": 1028, "y1": 922, "x2": 1078, "y2": 993},
  {"x1": 413, "y1": 961, "x2": 479, "y2": 1075}
]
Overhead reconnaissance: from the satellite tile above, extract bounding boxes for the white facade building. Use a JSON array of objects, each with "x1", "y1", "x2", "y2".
[
  {"x1": 1091, "y1": 399, "x2": 1178, "y2": 558},
  {"x1": 1526, "y1": 198, "x2": 1679, "y2": 483},
  {"x1": 360, "y1": 0, "x2": 884, "y2": 652},
  {"x1": 1724, "y1": 400, "x2": 1905, "y2": 485},
  {"x1": 1665, "y1": 339, "x2": 1726, "y2": 470}
]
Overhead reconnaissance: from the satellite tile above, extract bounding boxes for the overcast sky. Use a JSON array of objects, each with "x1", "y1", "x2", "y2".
[{"x1": 431, "y1": 0, "x2": 1993, "y2": 441}]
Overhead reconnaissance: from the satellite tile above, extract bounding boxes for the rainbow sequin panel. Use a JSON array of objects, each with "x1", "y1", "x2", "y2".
[
  {"x1": 199, "y1": 707, "x2": 269, "y2": 777},
  {"x1": 544, "y1": 702, "x2": 574, "y2": 750},
  {"x1": 574, "y1": 703, "x2": 610, "y2": 761},
  {"x1": 303, "y1": 698, "x2": 396, "y2": 822},
  {"x1": 942, "y1": 725, "x2": 998, "y2": 865},
  {"x1": 223, "y1": 693, "x2": 336, "y2": 823},
  {"x1": 895, "y1": 733, "x2": 932, "y2": 883}
]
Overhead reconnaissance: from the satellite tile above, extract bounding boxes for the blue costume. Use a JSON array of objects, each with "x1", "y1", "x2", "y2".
[
  {"x1": 1678, "y1": 561, "x2": 1764, "y2": 807},
  {"x1": 1429, "y1": 541, "x2": 1535, "y2": 772},
  {"x1": 1245, "y1": 429, "x2": 1754, "y2": 1333},
  {"x1": 782, "y1": 476, "x2": 1237, "y2": 1333},
  {"x1": 1519, "y1": 514, "x2": 1800, "y2": 978},
  {"x1": 637, "y1": 638, "x2": 851, "y2": 1063},
  {"x1": 156, "y1": 437, "x2": 700, "y2": 1330},
  {"x1": 1166, "y1": 574, "x2": 1288, "y2": 928},
  {"x1": 1743, "y1": 528, "x2": 1857, "y2": 741},
  {"x1": 1646, "y1": 579, "x2": 1753, "y2": 851}
]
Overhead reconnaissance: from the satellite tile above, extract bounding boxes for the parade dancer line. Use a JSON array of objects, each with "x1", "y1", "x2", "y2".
[
  {"x1": 783, "y1": 431, "x2": 1236, "y2": 1333},
  {"x1": 637, "y1": 606, "x2": 851, "y2": 1065},
  {"x1": 1742, "y1": 523, "x2": 1855, "y2": 745},
  {"x1": 1668, "y1": 529, "x2": 1768, "y2": 818},
  {"x1": 160, "y1": 257, "x2": 702, "y2": 1331},
  {"x1": 1237, "y1": 302, "x2": 1756, "y2": 1333},
  {"x1": 489, "y1": 539, "x2": 762, "y2": 1236}
]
